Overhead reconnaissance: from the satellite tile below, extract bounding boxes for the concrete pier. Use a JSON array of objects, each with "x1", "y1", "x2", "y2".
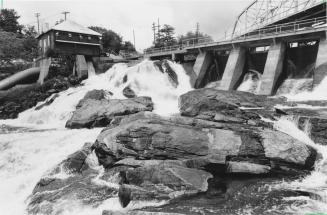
[
  {"x1": 75, "y1": 55, "x2": 88, "y2": 79},
  {"x1": 314, "y1": 38, "x2": 327, "y2": 87},
  {"x1": 219, "y1": 47, "x2": 246, "y2": 90},
  {"x1": 193, "y1": 52, "x2": 212, "y2": 88},
  {"x1": 257, "y1": 42, "x2": 286, "y2": 95},
  {"x1": 38, "y1": 58, "x2": 52, "y2": 84}
]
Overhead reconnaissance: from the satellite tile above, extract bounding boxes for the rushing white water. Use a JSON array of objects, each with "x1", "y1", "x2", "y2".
[
  {"x1": 270, "y1": 116, "x2": 327, "y2": 214},
  {"x1": 0, "y1": 128, "x2": 102, "y2": 215},
  {"x1": 285, "y1": 76, "x2": 327, "y2": 101},
  {"x1": 2, "y1": 60, "x2": 192, "y2": 129},
  {"x1": 276, "y1": 78, "x2": 313, "y2": 96},
  {"x1": 237, "y1": 70, "x2": 262, "y2": 94},
  {"x1": 0, "y1": 60, "x2": 192, "y2": 215}
]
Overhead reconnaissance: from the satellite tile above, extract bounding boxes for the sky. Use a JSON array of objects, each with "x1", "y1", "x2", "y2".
[{"x1": 4, "y1": 0, "x2": 253, "y2": 52}]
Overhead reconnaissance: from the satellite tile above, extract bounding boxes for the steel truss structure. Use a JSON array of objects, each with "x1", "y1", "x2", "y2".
[{"x1": 232, "y1": 0, "x2": 325, "y2": 38}]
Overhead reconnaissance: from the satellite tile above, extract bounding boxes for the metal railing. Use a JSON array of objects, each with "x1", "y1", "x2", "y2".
[
  {"x1": 233, "y1": 0, "x2": 325, "y2": 38},
  {"x1": 144, "y1": 16, "x2": 327, "y2": 55}
]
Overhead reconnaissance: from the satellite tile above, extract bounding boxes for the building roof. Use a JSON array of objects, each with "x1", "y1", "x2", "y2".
[{"x1": 37, "y1": 20, "x2": 101, "y2": 38}]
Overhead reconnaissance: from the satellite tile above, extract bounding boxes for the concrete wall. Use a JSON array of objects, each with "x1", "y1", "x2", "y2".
[
  {"x1": 75, "y1": 55, "x2": 88, "y2": 79},
  {"x1": 314, "y1": 38, "x2": 327, "y2": 86},
  {"x1": 193, "y1": 52, "x2": 213, "y2": 88},
  {"x1": 219, "y1": 47, "x2": 246, "y2": 90},
  {"x1": 258, "y1": 42, "x2": 286, "y2": 95},
  {"x1": 37, "y1": 58, "x2": 52, "y2": 84}
]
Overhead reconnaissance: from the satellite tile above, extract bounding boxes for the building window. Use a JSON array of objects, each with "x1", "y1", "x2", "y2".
[
  {"x1": 68, "y1": 33, "x2": 72, "y2": 38},
  {"x1": 55, "y1": 32, "x2": 59, "y2": 36},
  {"x1": 88, "y1": 36, "x2": 91, "y2": 40},
  {"x1": 79, "y1": 35, "x2": 83, "y2": 40}
]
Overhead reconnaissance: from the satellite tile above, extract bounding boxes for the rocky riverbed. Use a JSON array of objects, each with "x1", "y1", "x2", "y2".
[
  {"x1": 27, "y1": 87, "x2": 325, "y2": 215},
  {"x1": 2, "y1": 60, "x2": 327, "y2": 215}
]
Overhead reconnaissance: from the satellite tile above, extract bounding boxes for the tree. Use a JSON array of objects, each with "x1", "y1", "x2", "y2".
[
  {"x1": 159, "y1": 24, "x2": 176, "y2": 46},
  {"x1": 154, "y1": 24, "x2": 177, "y2": 48},
  {"x1": 122, "y1": 41, "x2": 135, "y2": 52},
  {"x1": 177, "y1": 31, "x2": 213, "y2": 45},
  {"x1": 89, "y1": 26, "x2": 107, "y2": 35},
  {"x1": 89, "y1": 26, "x2": 135, "y2": 54},
  {"x1": 0, "y1": 9, "x2": 22, "y2": 33},
  {"x1": 0, "y1": 30, "x2": 24, "y2": 63},
  {"x1": 21, "y1": 26, "x2": 38, "y2": 60}
]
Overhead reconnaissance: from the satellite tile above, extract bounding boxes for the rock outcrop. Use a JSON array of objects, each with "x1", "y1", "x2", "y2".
[
  {"x1": 65, "y1": 90, "x2": 154, "y2": 128},
  {"x1": 29, "y1": 88, "x2": 321, "y2": 214},
  {"x1": 92, "y1": 110, "x2": 316, "y2": 207}
]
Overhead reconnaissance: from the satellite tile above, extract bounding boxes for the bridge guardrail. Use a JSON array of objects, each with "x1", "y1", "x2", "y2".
[{"x1": 144, "y1": 16, "x2": 327, "y2": 55}]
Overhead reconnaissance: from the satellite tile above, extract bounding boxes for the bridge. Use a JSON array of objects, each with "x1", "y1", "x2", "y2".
[{"x1": 144, "y1": 0, "x2": 327, "y2": 95}]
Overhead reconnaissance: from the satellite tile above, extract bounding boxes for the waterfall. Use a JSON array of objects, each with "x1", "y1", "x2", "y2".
[
  {"x1": 285, "y1": 76, "x2": 327, "y2": 101},
  {"x1": 2, "y1": 60, "x2": 192, "y2": 129},
  {"x1": 0, "y1": 60, "x2": 192, "y2": 215},
  {"x1": 271, "y1": 116, "x2": 327, "y2": 214},
  {"x1": 276, "y1": 78, "x2": 313, "y2": 96},
  {"x1": 237, "y1": 70, "x2": 262, "y2": 94}
]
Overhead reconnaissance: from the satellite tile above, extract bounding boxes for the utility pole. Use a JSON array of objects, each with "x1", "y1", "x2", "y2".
[
  {"x1": 157, "y1": 18, "x2": 161, "y2": 42},
  {"x1": 152, "y1": 22, "x2": 156, "y2": 45},
  {"x1": 62, "y1": 11, "x2": 70, "y2": 21},
  {"x1": 35, "y1": 13, "x2": 40, "y2": 34},
  {"x1": 133, "y1": 29, "x2": 136, "y2": 50},
  {"x1": 196, "y1": 22, "x2": 200, "y2": 41}
]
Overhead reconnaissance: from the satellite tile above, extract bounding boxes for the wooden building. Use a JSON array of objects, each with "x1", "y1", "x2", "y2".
[
  {"x1": 36, "y1": 20, "x2": 102, "y2": 57},
  {"x1": 36, "y1": 20, "x2": 102, "y2": 83}
]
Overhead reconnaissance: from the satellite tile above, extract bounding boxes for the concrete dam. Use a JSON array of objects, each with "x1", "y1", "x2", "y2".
[{"x1": 145, "y1": 0, "x2": 327, "y2": 96}]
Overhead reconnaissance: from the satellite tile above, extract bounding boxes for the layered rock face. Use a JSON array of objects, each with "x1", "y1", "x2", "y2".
[
  {"x1": 65, "y1": 90, "x2": 154, "y2": 128},
  {"x1": 29, "y1": 88, "x2": 319, "y2": 214}
]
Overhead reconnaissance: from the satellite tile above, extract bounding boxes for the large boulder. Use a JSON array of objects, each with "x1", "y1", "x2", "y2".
[
  {"x1": 117, "y1": 160, "x2": 212, "y2": 207},
  {"x1": 179, "y1": 88, "x2": 285, "y2": 125},
  {"x1": 94, "y1": 112, "x2": 316, "y2": 174},
  {"x1": 27, "y1": 143, "x2": 117, "y2": 215},
  {"x1": 91, "y1": 112, "x2": 316, "y2": 208},
  {"x1": 66, "y1": 95, "x2": 154, "y2": 129}
]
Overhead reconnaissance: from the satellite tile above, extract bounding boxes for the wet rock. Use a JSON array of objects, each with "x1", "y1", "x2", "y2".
[
  {"x1": 123, "y1": 86, "x2": 136, "y2": 98},
  {"x1": 0, "y1": 75, "x2": 82, "y2": 119},
  {"x1": 66, "y1": 96, "x2": 154, "y2": 129},
  {"x1": 226, "y1": 161, "x2": 271, "y2": 174},
  {"x1": 117, "y1": 161, "x2": 212, "y2": 207},
  {"x1": 179, "y1": 88, "x2": 285, "y2": 125},
  {"x1": 95, "y1": 112, "x2": 316, "y2": 174},
  {"x1": 154, "y1": 60, "x2": 178, "y2": 87},
  {"x1": 76, "y1": 89, "x2": 111, "y2": 108},
  {"x1": 28, "y1": 144, "x2": 117, "y2": 215},
  {"x1": 34, "y1": 94, "x2": 60, "y2": 110},
  {"x1": 103, "y1": 210, "x2": 185, "y2": 215}
]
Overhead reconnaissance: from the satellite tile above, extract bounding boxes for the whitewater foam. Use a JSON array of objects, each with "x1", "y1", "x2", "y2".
[{"x1": 1, "y1": 60, "x2": 192, "y2": 129}]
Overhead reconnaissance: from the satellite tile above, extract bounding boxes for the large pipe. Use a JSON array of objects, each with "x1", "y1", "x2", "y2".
[{"x1": 0, "y1": 67, "x2": 40, "y2": 90}]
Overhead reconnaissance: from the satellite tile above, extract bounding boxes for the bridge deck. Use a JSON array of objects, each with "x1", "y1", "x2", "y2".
[{"x1": 145, "y1": 16, "x2": 327, "y2": 58}]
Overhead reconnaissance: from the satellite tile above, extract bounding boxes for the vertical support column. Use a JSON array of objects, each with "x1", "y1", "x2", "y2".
[
  {"x1": 87, "y1": 61, "x2": 96, "y2": 77},
  {"x1": 314, "y1": 38, "x2": 327, "y2": 87},
  {"x1": 37, "y1": 57, "x2": 52, "y2": 84},
  {"x1": 172, "y1": 53, "x2": 176, "y2": 61},
  {"x1": 219, "y1": 46, "x2": 246, "y2": 90},
  {"x1": 193, "y1": 51, "x2": 212, "y2": 88},
  {"x1": 257, "y1": 42, "x2": 285, "y2": 95},
  {"x1": 75, "y1": 55, "x2": 88, "y2": 79}
]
